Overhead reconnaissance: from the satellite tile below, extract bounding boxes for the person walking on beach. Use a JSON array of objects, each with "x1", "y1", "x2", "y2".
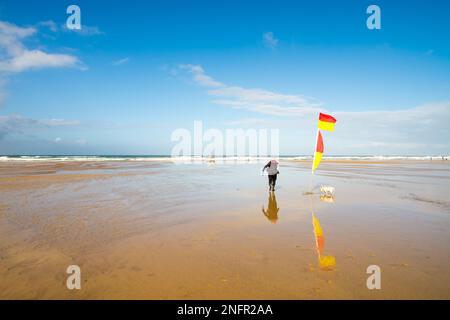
[{"x1": 262, "y1": 159, "x2": 279, "y2": 191}]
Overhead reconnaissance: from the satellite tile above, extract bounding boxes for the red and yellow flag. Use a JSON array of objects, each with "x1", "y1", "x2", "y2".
[
  {"x1": 318, "y1": 112, "x2": 337, "y2": 132},
  {"x1": 312, "y1": 131, "x2": 324, "y2": 172}
]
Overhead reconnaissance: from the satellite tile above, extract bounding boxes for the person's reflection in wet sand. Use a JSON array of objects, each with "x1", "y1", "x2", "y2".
[
  {"x1": 262, "y1": 191, "x2": 279, "y2": 224},
  {"x1": 312, "y1": 213, "x2": 336, "y2": 270}
]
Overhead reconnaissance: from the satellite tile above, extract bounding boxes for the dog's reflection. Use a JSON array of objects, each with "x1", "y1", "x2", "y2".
[
  {"x1": 262, "y1": 191, "x2": 279, "y2": 224},
  {"x1": 320, "y1": 195, "x2": 335, "y2": 203},
  {"x1": 320, "y1": 185, "x2": 335, "y2": 203}
]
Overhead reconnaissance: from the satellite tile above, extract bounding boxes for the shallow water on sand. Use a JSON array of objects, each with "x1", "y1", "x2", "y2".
[{"x1": 0, "y1": 160, "x2": 449, "y2": 299}]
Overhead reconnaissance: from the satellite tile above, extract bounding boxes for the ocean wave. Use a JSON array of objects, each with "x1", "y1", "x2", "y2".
[
  {"x1": 0, "y1": 156, "x2": 174, "y2": 162},
  {"x1": 0, "y1": 155, "x2": 448, "y2": 162},
  {"x1": 287, "y1": 155, "x2": 449, "y2": 161}
]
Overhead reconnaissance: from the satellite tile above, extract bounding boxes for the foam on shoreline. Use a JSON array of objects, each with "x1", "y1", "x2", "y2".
[{"x1": 0, "y1": 155, "x2": 448, "y2": 162}]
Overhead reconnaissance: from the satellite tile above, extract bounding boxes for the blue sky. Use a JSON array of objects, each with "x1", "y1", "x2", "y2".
[{"x1": 0, "y1": 0, "x2": 449, "y2": 155}]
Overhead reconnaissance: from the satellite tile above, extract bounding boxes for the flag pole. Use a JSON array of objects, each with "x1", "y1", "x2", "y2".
[
  {"x1": 310, "y1": 126, "x2": 319, "y2": 193},
  {"x1": 311, "y1": 128, "x2": 319, "y2": 174}
]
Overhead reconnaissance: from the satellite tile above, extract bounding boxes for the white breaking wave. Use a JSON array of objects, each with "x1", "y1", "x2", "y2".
[
  {"x1": 287, "y1": 155, "x2": 449, "y2": 161},
  {"x1": 0, "y1": 155, "x2": 448, "y2": 162}
]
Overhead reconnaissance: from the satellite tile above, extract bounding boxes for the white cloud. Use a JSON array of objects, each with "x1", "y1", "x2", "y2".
[
  {"x1": 0, "y1": 20, "x2": 81, "y2": 74},
  {"x1": 179, "y1": 64, "x2": 224, "y2": 88},
  {"x1": 348, "y1": 141, "x2": 445, "y2": 149},
  {"x1": 54, "y1": 137, "x2": 62, "y2": 143},
  {"x1": 40, "y1": 118, "x2": 80, "y2": 126},
  {"x1": 76, "y1": 139, "x2": 88, "y2": 145},
  {"x1": 0, "y1": 21, "x2": 36, "y2": 56},
  {"x1": 38, "y1": 20, "x2": 58, "y2": 32},
  {"x1": 179, "y1": 64, "x2": 450, "y2": 155},
  {"x1": 0, "y1": 114, "x2": 80, "y2": 140},
  {"x1": 37, "y1": 20, "x2": 104, "y2": 36},
  {"x1": 263, "y1": 32, "x2": 278, "y2": 49},
  {"x1": 61, "y1": 24, "x2": 104, "y2": 36},
  {"x1": 0, "y1": 78, "x2": 8, "y2": 106},
  {"x1": 334, "y1": 102, "x2": 450, "y2": 144},
  {"x1": 0, "y1": 49, "x2": 79, "y2": 73},
  {"x1": 179, "y1": 64, "x2": 322, "y2": 115},
  {"x1": 224, "y1": 118, "x2": 270, "y2": 126},
  {"x1": 112, "y1": 57, "x2": 130, "y2": 66},
  {"x1": 297, "y1": 102, "x2": 450, "y2": 154},
  {"x1": 0, "y1": 21, "x2": 36, "y2": 38}
]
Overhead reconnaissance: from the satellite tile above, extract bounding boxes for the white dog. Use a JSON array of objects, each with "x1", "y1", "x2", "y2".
[{"x1": 320, "y1": 186, "x2": 335, "y2": 197}]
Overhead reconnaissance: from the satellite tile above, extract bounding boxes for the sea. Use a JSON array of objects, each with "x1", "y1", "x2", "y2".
[{"x1": 0, "y1": 155, "x2": 448, "y2": 162}]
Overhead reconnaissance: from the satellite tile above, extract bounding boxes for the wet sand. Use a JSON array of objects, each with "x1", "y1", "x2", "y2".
[{"x1": 0, "y1": 159, "x2": 449, "y2": 299}]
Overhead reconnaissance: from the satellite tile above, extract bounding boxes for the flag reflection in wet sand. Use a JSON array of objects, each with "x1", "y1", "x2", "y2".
[{"x1": 311, "y1": 212, "x2": 336, "y2": 271}]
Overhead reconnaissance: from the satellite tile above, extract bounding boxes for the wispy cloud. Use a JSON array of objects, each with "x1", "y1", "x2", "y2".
[
  {"x1": 0, "y1": 114, "x2": 80, "y2": 139},
  {"x1": 224, "y1": 118, "x2": 271, "y2": 126},
  {"x1": 348, "y1": 141, "x2": 446, "y2": 149},
  {"x1": 38, "y1": 20, "x2": 58, "y2": 32},
  {"x1": 0, "y1": 114, "x2": 80, "y2": 128},
  {"x1": 37, "y1": 19, "x2": 104, "y2": 37},
  {"x1": 0, "y1": 49, "x2": 80, "y2": 73},
  {"x1": 0, "y1": 21, "x2": 82, "y2": 74},
  {"x1": 0, "y1": 114, "x2": 80, "y2": 140},
  {"x1": 75, "y1": 139, "x2": 88, "y2": 145},
  {"x1": 334, "y1": 102, "x2": 450, "y2": 144},
  {"x1": 39, "y1": 118, "x2": 80, "y2": 126},
  {"x1": 179, "y1": 64, "x2": 322, "y2": 116},
  {"x1": 179, "y1": 64, "x2": 224, "y2": 87},
  {"x1": 0, "y1": 20, "x2": 85, "y2": 107},
  {"x1": 263, "y1": 32, "x2": 278, "y2": 49},
  {"x1": 179, "y1": 64, "x2": 450, "y2": 155},
  {"x1": 112, "y1": 57, "x2": 130, "y2": 66},
  {"x1": 0, "y1": 78, "x2": 8, "y2": 106},
  {"x1": 62, "y1": 24, "x2": 104, "y2": 36}
]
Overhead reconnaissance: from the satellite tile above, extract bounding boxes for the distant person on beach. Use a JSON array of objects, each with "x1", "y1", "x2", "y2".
[
  {"x1": 262, "y1": 191, "x2": 279, "y2": 224},
  {"x1": 262, "y1": 159, "x2": 279, "y2": 192}
]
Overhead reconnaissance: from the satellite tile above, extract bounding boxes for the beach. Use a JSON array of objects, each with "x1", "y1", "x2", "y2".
[{"x1": 0, "y1": 158, "x2": 449, "y2": 299}]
